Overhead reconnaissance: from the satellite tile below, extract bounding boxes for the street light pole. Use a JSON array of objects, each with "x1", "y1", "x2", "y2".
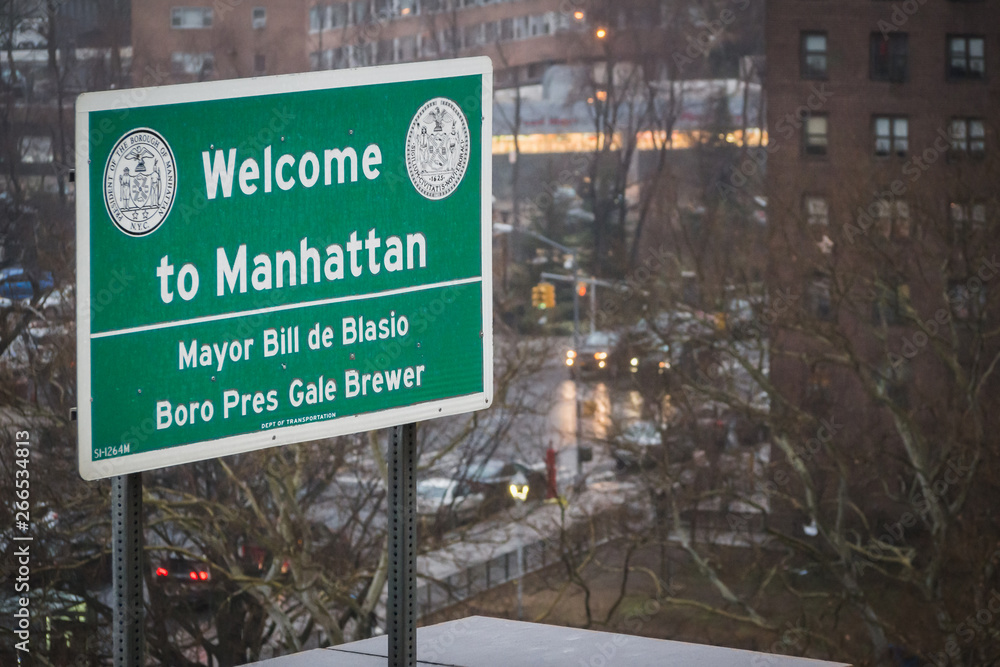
[
  {"x1": 493, "y1": 223, "x2": 586, "y2": 482},
  {"x1": 571, "y1": 255, "x2": 583, "y2": 480}
]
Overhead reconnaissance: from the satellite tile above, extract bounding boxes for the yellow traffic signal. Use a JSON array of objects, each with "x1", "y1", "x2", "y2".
[
  {"x1": 532, "y1": 282, "x2": 556, "y2": 309},
  {"x1": 540, "y1": 282, "x2": 555, "y2": 309},
  {"x1": 532, "y1": 284, "x2": 544, "y2": 308},
  {"x1": 577, "y1": 282, "x2": 587, "y2": 297}
]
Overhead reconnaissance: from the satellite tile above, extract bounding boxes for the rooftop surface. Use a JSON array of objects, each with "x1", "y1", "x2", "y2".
[{"x1": 251, "y1": 616, "x2": 851, "y2": 667}]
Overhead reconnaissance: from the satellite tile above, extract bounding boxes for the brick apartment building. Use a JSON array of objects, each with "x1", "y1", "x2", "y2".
[
  {"x1": 765, "y1": 1, "x2": 999, "y2": 441},
  {"x1": 130, "y1": 0, "x2": 598, "y2": 87}
]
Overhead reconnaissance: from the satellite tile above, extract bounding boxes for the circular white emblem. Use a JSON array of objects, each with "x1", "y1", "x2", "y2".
[
  {"x1": 405, "y1": 97, "x2": 470, "y2": 200},
  {"x1": 103, "y1": 128, "x2": 177, "y2": 237}
]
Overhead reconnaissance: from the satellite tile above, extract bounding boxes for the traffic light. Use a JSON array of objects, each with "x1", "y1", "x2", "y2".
[
  {"x1": 540, "y1": 282, "x2": 555, "y2": 309},
  {"x1": 532, "y1": 282, "x2": 556, "y2": 309},
  {"x1": 577, "y1": 282, "x2": 587, "y2": 297}
]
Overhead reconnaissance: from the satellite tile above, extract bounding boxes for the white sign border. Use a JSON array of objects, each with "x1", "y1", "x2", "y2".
[{"x1": 76, "y1": 57, "x2": 494, "y2": 481}]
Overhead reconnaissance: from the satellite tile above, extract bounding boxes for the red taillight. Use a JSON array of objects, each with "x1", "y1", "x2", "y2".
[
  {"x1": 155, "y1": 567, "x2": 168, "y2": 577},
  {"x1": 198, "y1": 571, "x2": 209, "y2": 581},
  {"x1": 189, "y1": 571, "x2": 198, "y2": 580}
]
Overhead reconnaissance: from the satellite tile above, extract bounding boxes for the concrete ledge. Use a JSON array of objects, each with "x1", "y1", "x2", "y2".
[{"x1": 251, "y1": 616, "x2": 851, "y2": 666}]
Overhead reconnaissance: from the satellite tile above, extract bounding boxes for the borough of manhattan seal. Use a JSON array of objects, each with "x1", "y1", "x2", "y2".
[
  {"x1": 103, "y1": 128, "x2": 177, "y2": 237},
  {"x1": 405, "y1": 97, "x2": 470, "y2": 200}
]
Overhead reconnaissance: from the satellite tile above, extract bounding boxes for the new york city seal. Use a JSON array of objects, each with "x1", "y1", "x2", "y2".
[
  {"x1": 405, "y1": 97, "x2": 470, "y2": 201},
  {"x1": 103, "y1": 128, "x2": 177, "y2": 237}
]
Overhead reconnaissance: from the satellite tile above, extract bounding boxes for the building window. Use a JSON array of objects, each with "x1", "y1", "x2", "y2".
[
  {"x1": 350, "y1": 1, "x2": 369, "y2": 24},
  {"x1": 254, "y1": 53, "x2": 266, "y2": 74},
  {"x1": 398, "y1": 0, "x2": 416, "y2": 17},
  {"x1": 950, "y1": 201, "x2": 987, "y2": 235},
  {"x1": 375, "y1": 39, "x2": 393, "y2": 64},
  {"x1": 171, "y1": 52, "x2": 214, "y2": 75},
  {"x1": 171, "y1": 7, "x2": 213, "y2": 29},
  {"x1": 878, "y1": 359, "x2": 911, "y2": 408},
  {"x1": 398, "y1": 34, "x2": 417, "y2": 60},
  {"x1": 19, "y1": 136, "x2": 52, "y2": 163},
  {"x1": 804, "y1": 196, "x2": 829, "y2": 225},
  {"x1": 874, "y1": 199, "x2": 910, "y2": 239},
  {"x1": 309, "y1": 6, "x2": 324, "y2": 31},
  {"x1": 806, "y1": 364, "x2": 833, "y2": 406},
  {"x1": 872, "y1": 282, "x2": 909, "y2": 327},
  {"x1": 801, "y1": 32, "x2": 827, "y2": 79},
  {"x1": 529, "y1": 14, "x2": 552, "y2": 37},
  {"x1": 252, "y1": 7, "x2": 266, "y2": 29},
  {"x1": 949, "y1": 118, "x2": 986, "y2": 156},
  {"x1": 807, "y1": 275, "x2": 834, "y2": 321},
  {"x1": 870, "y1": 33, "x2": 907, "y2": 82},
  {"x1": 485, "y1": 20, "x2": 499, "y2": 43},
  {"x1": 874, "y1": 116, "x2": 908, "y2": 157},
  {"x1": 947, "y1": 35, "x2": 985, "y2": 80},
  {"x1": 330, "y1": 4, "x2": 347, "y2": 28},
  {"x1": 804, "y1": 113, "x2": 828, "y2": 156},
  {"x1": 948, "y1": 280, "x2": 986, "y2": 321}
]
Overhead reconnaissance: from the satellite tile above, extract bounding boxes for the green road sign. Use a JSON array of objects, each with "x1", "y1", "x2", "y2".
[{"x1": 76, "y1": 58, "x2": 493, "y2": 480}]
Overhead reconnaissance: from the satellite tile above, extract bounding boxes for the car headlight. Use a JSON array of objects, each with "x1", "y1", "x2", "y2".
[
  {"x1": 566, "y1": 350, "x2": 577, "y2": 359},
  {"x1": 595, "y1": 352, "x2": 607, "y2": 360},
  {"x1": 566, "y1": 358, "x2": 574, "y2": 366},
  {"x1": 630, "y1": 357, "x2": 638, "y2": 367}
]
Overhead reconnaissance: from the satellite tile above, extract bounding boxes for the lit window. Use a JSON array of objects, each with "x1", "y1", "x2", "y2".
[
  {"x1": 171, "y1": 52, "x2": 214, "y2": 75},
  {"x1": 804, "y1": 196, "x2": 829, "y2": 225},
  {"x1": 948, "y1": 35, "x2": 985, "y2": 80},
  {"x1": 804, "y1": 113, "x2": 828, "y2": 156},
  {"x1": 874, "y1": 199, "x2": 910, "y2": 239},
  {"x1": 874, "y1": 116, "x2": 908, "y2": 157},
  {"x1": 801, "y1": 32, "x2": 827, "y2": 79},
  {"x1": 949, "y1": 118, "x2": 986, "y2": 156},
  {"x1": 950, "y1": 201, "x2": 987, "y2": 235},
  {"x1": 171, "y1": 7, "x2": 212, "y2": 29}
]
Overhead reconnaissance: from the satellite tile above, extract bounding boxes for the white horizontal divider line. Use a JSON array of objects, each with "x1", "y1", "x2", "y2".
[{"x1": 91, "y1": 276, "x2": 482, "y2": 340}]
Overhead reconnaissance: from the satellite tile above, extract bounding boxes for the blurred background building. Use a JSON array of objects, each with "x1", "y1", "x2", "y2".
[{"x1": 765, "y1": 0, "x2": 1000, "y2": 448}]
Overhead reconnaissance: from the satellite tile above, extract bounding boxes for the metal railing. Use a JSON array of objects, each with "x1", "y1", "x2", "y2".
[{"x1": 415, "y1": 509, "x2": 625, "y2": 618}]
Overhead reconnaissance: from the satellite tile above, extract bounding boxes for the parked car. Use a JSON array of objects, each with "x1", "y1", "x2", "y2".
[
  {"x1": 416, "y1": 478, "x2": 485, "y2": 530},
  {"x1": 612, "y1": 420, "x2": 665, "y2": 470},
  {"x1": 462, "y1": 458, "x2": 547, "y2": 503},
  {"x1": 0, "y1": 65, "x2": 29, "y2": 97},
  {"x1": 0, "y1": 266, "x2": 54, "y2": 302}
]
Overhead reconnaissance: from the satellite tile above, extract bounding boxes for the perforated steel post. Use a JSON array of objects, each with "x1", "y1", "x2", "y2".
[
  {"x1": 388, "y1": 423, "x2": 417, "y2": 666},
  {"x1": 111, "y1": 473, "x2": 144, "y2": 667}
]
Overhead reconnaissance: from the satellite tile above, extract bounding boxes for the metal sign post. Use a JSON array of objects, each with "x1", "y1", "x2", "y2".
[
  {"x1": 111, "y1": 473, "x2": 144, "y2": 667},
  {"x1": 77, "y1": 58, "x2": 493, "y2": 666},
  {"x1": 388, "y1": 423, "x2": 417, "y2": 666}
]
